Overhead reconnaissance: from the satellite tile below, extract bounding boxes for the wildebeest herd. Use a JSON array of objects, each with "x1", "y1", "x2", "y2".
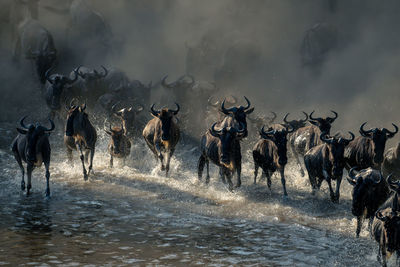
[{"x1": 6, "y1": 1, "x2": 400, "y2": 266}]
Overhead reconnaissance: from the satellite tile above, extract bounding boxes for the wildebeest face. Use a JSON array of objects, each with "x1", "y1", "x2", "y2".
[
  {"x1": 105, "y1": 127, "x2": 124, "y2": 155},
  {"x1": 308, "y1": 110, "x2": 338, "y2": 134},
  {"x1": 261, "y1": 127, "x2": 291, "y2": 166},
  {"x1": 210, "y1": 123, "x2": 245, "y2": 166},
  {"x1": 17, "y1": 116, "x2": 55, "y2": 162},
  {"x1": 65, "y1": 103, "x2": 87, "y2": 136},
  {"x1": 360, "y1": 123, "x2": 398, "y2": 165},
  {"x1": 220, "y1": 96, "x2": 254, "y2": 136},
  {"x1": 150, "y1": 103, "x2": 180, "y2": 142},
  {"x1": 321, "y1": 132, "x2": 354, "y2": 178},
  {"x1": 283, "y1": 112, "x2": 308, "y2": 131}
]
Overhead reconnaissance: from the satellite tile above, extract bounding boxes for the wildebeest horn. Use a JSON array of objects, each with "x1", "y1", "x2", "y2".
[
  {"x1": 210, "y1": 122, "x2": 222, "y2": 136},
  {"x1": 68, "y1": 66, "x2": 81, "y2": 84},
  {"x1": 342, "y1": 132, "x2": 355, "y2": 143},
  {"x1": 283, "y1": 113, "x2": 290, "y2": 124},
  {"x1": 111, "y1": 101, "x2": 120, "y2": 114},
  {"x1": 376, "y1": 211, "x2": 387, "y2": 221},
  {"x1": 161, "y1": 76, "x2": 173, "y2": 89},
  {"x1": 320, "y1": 133, "x2": 334, "y2": 144},
  {"x1": 309, "y1": 110, "x2": 322, "y2": 122},
  {"x1": 301, "y1": 111, "x2": 308, "y2": 122},
  {"x1": 69, "y1": 98, "x2": 78, "y2": 109},
  {"x1": 45, "y1": 66, "x2": 55, "y2": 84},
  {"x1": 360, "y1": 122, "x2": 373, "y2": 136},
  {"x1": 150, "y1": 104, "x2": 160, "y2": 116},
  {"x1": 170, "y1": 103, "x2": 180, "y2": 115},
  {"x1": 327, "y1": 110, "x2": 338, "y2": 122},
  {"x1": 136, "y1": 105, "x2": 144, "y2": 113},
  {"x1": 97, "y1": 65, "x2": 108, "y2": 78},
  {"x1": 269, "y1": 112, "x2": 277, "y2": 123},
  {"x1": 347, "y1": 167, "x2": 359, "y2": 186},
  {"x1": 260, "y1": 126, "x2": 275, "y2": 138},
  {"x1": 208, "y1": 96, "x2": 219, "y2": 108},
  {"x1": 384, "y1": 123, "x2": 399, "y2": 138},
  {"x1": 20, "y1": 116, "x2": 32, "y2": 129},
  {"x1": 243, "y1": 96, "x2": 251, "y2": 110},
  {"x1": 42, "y1": 119, "x2": 55, "y2": 132},
  {"x1": 286, "y1": 125, "x2": 295, "y2": 133}
]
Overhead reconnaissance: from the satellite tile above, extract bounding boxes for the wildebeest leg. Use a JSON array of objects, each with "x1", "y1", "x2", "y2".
[
  {"x1": 253, "y1": 162, "x2": 259, "y2": 184},
  {"x1": 334, "y1": 177, "x2": 342, "y2": 202},
  {"x1": 77, "y1": 144, "x2": 88, "y2": 180},
  {"x1": 66, "y1": 147, "x2": 73, "y2": 166},
  {"x1": 165, "y1": 149, "x2": 175, "y2": 177},
  {"x1": 279, "y1": 168, "x2": 288, "y2": 196},
  {"x1": 110, "y1": 154, "x2": 114, "y2": 168},
  {"x1": 13, "y1": 150, "x2": 25, "y2": 190},
  {"x1": 144, "y1": 138, "x2": 158, "y2": 159},
  {"x1": 235, "y1": 158, "x2": 241, "y2": 188},
  {"x1": 225, "y1": 170, "x2": 234, "y2": 191},
  {"x1": 44, "y1": 160, "x2": 50, "y2": 197},
  {"x1": 325, "y1": 176, "x2": 337, "y2": 203},
  {"x1": 155, "y1": 143, "x2": 165, "y2": 171},
  {"x1": 84, "y1": 150, "x2": 89, "y2": 164},
  {"x1": 380, "y1": 240, "x2": 387, "y2": 267},
  {"x1": 205, "y1": 160, "x2": 210, "y2": 184},
  {"x1": 356, "y1": 216, "x2": 363, "y2": 238},
  {"x1": 197, "y1": 155, "x2": 205, "y2": 181},
  {"x1": 88, "y1": 148, "x2": 95, "y2": 175},
  {"x1": 308, "y1": 172, "x2": 317, "y2": 195},
  {"x1": 292, "y1": 144, "x2": 305, "y2": 177},
  {"x1": 26, "y1": 164, "x2": 34, "y2": 196}
]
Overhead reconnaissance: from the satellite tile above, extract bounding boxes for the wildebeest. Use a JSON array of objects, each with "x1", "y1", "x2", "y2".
[
  {"x1": 344, "y1": 122, "x2": 398, "y2": 170},
  {"x1": 11, "y1": 116, "x2": 55, "y2": 196},
  {"x1": 161, "y1": 75, "x2": 195, "y2": 103},
  {"x1": 289, "y1": 110, "x2": 338, "y2": 176},
  {"x1": 253, "y1": 124, "x2": 294, "y2": 197},
  {"x1": 282, "y1": 112, "x2": 309, "y2": 131},
  {"x1": 347, "y1": 167, "x2": 390, "y2": 237},
  {"x1": 71, "y1": 65, "x2": 108, "y2": 102},
  {"x1": 104, "y1": 124, "x2": 131, "y2": 168},
  {"x1": 142, "y1": 103, "x2": 180, "y2": 177},
  {"x1": 110, "y1": 102, "x2": 144, "y2": 138},
  {"x1": 13, "y1": 19, "x2": 57, "y2": 84},
  {"x1": 64, "y1": 101, "x2": 97, "y2": 180},
  {"x1": 304, "y1": 131, "x2": 354, "y2": 202},
  {"x1": 198, "y1": 123, "x2": 245, "y2": 191},
  {"x1": 372, "y1": 193, "x2": 400, "y2": 267},
  {"x1": 44, "y1": 67, "x2": 80, "y2": 120},
  {"x1": 382, "y1": 142, "x2": 400, "y2": 178},
  {"x1": 248, "y1": 111, "x2": 277, "y2": 136}
]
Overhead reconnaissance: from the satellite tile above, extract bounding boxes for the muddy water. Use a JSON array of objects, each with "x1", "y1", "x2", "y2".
[{"x1": 0, "y1": 125, "x2": 385, "y2": 266}]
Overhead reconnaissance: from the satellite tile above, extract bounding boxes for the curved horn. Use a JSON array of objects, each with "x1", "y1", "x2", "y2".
[
  {"x1": 327, "y1": 110, "x2": 338, "y2": 122},
  {"x1": 96, "y1": 65, "x2": 108, "y2": 78},
  {"x1": 269, "y1": 112, "x2": 277, "y2": 123},
  {"x1": 347, "y1": 167, "x2": 359, "y2": 185},
  {"x1": 260, "y1": 126, "x2": 275, "y2": 138},
  {"x1": 69, "y1": 98, "x2": 78, "y2": 109},
  {"x1": 20, "y1": 116, "x2": 31, "y2": 129},
  {"x1": 320, "y1": 133, "x2": 334, "y2": 144},
  {"x1": 111, "y1": 101, "x2": 120, "y2": 114},
  {"x1": 301, "y1": 111, "x2": 309, "y2": 122},
  {"x1": 170, "y1": 103, "x2": 180, "y2": 115},
  {"x1": 161, "y1": 75, "x2": 173, "y2": 89},
  {"x1": 376, "y1": 211, "x2": 387, "y2": 221},
  {"x1": 243, "y1": 96, "x2": 251, "y2": 110},
  {"x1": 42, "y1": 119, "x2": 55, "y2": 132},
  {"x1": 150, "y1": 104, "x2": 160, "y2": 116},
  {"x1": 221, "y1": 98, "x2": 234, "y2": 114},
  {"x1": 45, "y1": 66, "x2": 55, "y2": 84},
  {"x1": 342, "y1": 132, "x2": 355, "y2": 143},
  {"x1": 67, "y1": 66, "x2": 81, "y2": 84},
  {"x1": 210, "y1": 122, "x2": 223, "y2": 136},
  {"x1": 385, "y1": 123, "x2": 399, "y2": 138},
  {"x1": 286, "y1": 125, "x2": 295, "y2": 133},
  {"x1": 360, "y1": 122, "x2": 373, "y2": 136},
  {"x1": 309, "y1": 110, "x2": 321, "y2": 121},
  {"x1": 283, "y1": 113, "x2": 290, "y2": 124},
  {"x1": 387, "y1": 174, "x2": 400, "y2": 189}
]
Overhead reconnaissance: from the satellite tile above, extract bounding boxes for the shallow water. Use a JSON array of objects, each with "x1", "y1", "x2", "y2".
[{"x1": 0, "y1": 125, "x2": 386, "y2": 266}]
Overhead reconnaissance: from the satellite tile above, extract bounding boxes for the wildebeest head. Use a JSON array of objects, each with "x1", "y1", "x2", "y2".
[
  {"x1": 321, "y1": 131, "x2": 354, "y2": 178},
  {"x1": 308, "y1": 110, "x2": 338, "y2": 134},
  {"x1": 112, "y1": 102, "x2": 143, "y2": 134},
  {"x1": 161, "y1": 75, "x2": 195, "y2": 93},
  {"x1": 17, "y1": 116, "x2": 55, "y2": 162},
  {"x1": 77, "y1": 65, "x2": 108, "y2": 83},
  {"x1": 65, "y1": 99, "x2": 87, "y2": 137},
  {"x1": 150, "y1": 103, "x2": 180, "y2": 141},
  {"x1": 220, "y1": 96, "x2": 254, "y2": 131},
  {"x1": 105, "y1": 124, "x2": 125, "y2": 155},
  {"x1": 260, "y1": 125, "x2": 294, "y2": 166},
  {"x1": 376, "y1": 193, "x2": 400, "y2": 252},
  {"x1": 347, "y1": 167, "x2": 384, "y2": 217},
  {"x1": 248, "y1": 112, "x2": 277, "y2": 128},
  {"x1": 283, "y1": 112, "x2": 308, "y2": 131},
  {"x1": 360, "y1": 122, "x2": 398, "y2": 165},
  {"x1": 45, "y1": 67, "x2": 79, "y2": 110},
  {"x1": 27, "y1": 48, "x2": 57, "y2": 84},
  {"x1": 210, "y1": 122, "x2": 245, "y2": 168}
]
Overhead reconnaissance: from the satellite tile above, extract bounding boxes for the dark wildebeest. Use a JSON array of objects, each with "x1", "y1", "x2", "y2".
[
  {"x1": 161, "y1": 75, "x2": 195, "y2": 103},
  {"x1": 304, "y1": 131, "x2": 354, "y2": 202},
  {"x1": 347, "y1": 167, "x2": 390, "y2": 237},
  {"x1": 248, "y1": 111, "x2": 277, "y2": 136},
  {"x1": 13, "y1": 19, "x2": 57, "y2": 84},
  {"x1": 253, "y1": 124, "x2": 294, "y2": 197},
  {"x1": 289, "y1": 110, "x2": 338, "y2": 176},
  {"x1": 198, "y1": 123, "x2": 245, "y2": 191},
  {"x1": 382, "y1": 142, "x2": 400, "y2": 178},
  {"x1": 44, "y1": 67, "x2": 80, "y2": 120},
  {"x1": 372, "y1": 193, "x2": 400, "y2": 267},
  {"x1": 11, "y1": 116, "x2": 55, "y2": 197},
  {"x1": 143, "y1": 103, "x2": 180, "y2": 177},
  {"x1": 217, "y1": 96, "x2": 254, "y2": 187},
  {"x1": 64, "y1": 101, "x2": 97, "y2": 180},
  {"x1": 282, "y1": 112, "x2": 309, "y2": 131},
  {"x1": 104, "y1": 124, "x2": 131, "y2": 168},
  {"x1": 111, "y1": 102, "x2": 143, "y2": 138},
  {"x1": 205, "y1": 95, "x2": 237, "y2": 127},
  {"x1": 344, "y1": 122, "x2": 398, "y2": 170}
]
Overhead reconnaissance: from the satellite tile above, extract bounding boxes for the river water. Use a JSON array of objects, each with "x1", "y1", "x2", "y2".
[{"x1": 0, "y1": 124, "x2": 386, "y2": 266}]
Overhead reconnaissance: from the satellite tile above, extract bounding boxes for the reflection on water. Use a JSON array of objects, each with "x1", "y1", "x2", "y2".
[{"x1": 0, "y1": 126, "x2": 384, "y2": 266}]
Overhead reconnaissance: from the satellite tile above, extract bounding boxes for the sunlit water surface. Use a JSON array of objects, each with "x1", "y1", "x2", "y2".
[{"x1": 0, "y1": 124, "x2": 387, "y2": 266}]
